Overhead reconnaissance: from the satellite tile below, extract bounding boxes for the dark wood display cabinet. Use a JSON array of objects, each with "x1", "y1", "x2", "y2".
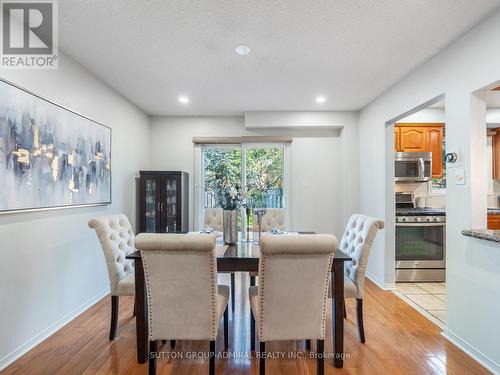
[{"x1": 138, "y1": 171, "x2": 189, "y2": 233}]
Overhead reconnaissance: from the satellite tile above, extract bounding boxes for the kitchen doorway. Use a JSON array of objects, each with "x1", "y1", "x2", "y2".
[{"x1": 387, "y1": 96, "x2": 448, "y2": 326}]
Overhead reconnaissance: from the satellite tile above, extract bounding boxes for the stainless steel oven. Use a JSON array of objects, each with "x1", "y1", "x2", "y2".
[
  {"x1": 395, "y1": 209, "x2": 446, "y2": 282},
  {"x1": 395, "y1": 152, "x2": 432, "y2": 182}
]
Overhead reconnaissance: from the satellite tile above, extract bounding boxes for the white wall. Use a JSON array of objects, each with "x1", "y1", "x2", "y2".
[
  {"x1": 0, "y1": 52, "x2": 149, "y2": 368},
  {"x1": 245, "y1": 111, "x2": 352, "y2": 129},
  {"x1": 358, "y1": 9, "x2": 500, "y2": 372},
  {"x1": 399, "y1": 107, "x2": 446, "y2": 123},
  {"x1": 149, "y1": 115, "x2": 359, "y2": 236}
]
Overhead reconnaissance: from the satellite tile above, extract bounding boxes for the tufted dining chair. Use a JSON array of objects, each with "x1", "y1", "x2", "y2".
[
  {"x1": 204, "y1": 207, "x2": 223, "y2": 231},
  {"x1": 252, "y1": 208, "x2": 286, "y2": 232},
  {"x1": 204, "y1": 207, "x2": 236, "y2": 311},
  {"x1": 88, "y1": 214, "x2": 136, "y2": 340},
  {"x1": 135, "y1": 233, "x2": 229, "y2": 375},
  {"x1": 249, "y1": 234, "x2": 337, "y2": 375},
  {"x1": 337, "y1": 214, "x2": 384, "y2": 343}
]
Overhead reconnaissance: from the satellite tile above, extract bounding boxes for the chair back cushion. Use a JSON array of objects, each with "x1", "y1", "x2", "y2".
[
  {"x1": 204, "y1": 207, "x2": 223, "y2": 231},
  {"x1": 253, "y1": 208, "x2": 286, "y2": 232},
  {"x1": 135, "y1": 233, "x2": 218, "y2": 341},
  {"x1": 88, "y1": 214, "x2": 135, "y2": 295},
  {"x1": 339, "y1": 214, "x2": 384, "y2": 299},
  {"x1": 257, "y1": 234, "x2": 337, "y2": 341}
]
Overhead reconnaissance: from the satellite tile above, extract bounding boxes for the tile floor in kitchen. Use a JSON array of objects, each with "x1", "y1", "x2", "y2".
[{"x1": 395, "y1": 283, "x2": 446, "y2": 324}]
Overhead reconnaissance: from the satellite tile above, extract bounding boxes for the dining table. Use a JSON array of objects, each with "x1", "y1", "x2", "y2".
[{"x1": 126, "y1": 231, "x2": 352, "y2": 369}]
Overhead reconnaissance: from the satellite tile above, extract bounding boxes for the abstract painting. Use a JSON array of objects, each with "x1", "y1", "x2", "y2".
[{"x1": 0, "y1": 79, "x2": 111, "y2": 213}]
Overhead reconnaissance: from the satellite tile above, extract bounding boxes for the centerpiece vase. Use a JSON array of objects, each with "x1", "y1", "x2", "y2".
[{"x1": 223, "y1": 209, "x2": 238, "y2": 245}]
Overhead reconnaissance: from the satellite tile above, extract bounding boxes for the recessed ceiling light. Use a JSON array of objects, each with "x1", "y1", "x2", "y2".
[
  {"x1": 235, "y1": 45, "x2": 251, "y2": 56},
  {"x1": 315, "y1": 96, "x2": 326, "y2": 103},
  {"x1": 178, "y1": 95, "x2": 189, "y2": 104}
]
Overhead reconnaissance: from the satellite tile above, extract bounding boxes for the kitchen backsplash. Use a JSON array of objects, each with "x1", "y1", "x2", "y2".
[
  {"x1": 487, "y1": 180, "x2": 500, "y2": 208},
  {"x1": 395, "y1": 182, "x2": 446, "y2": 208}
]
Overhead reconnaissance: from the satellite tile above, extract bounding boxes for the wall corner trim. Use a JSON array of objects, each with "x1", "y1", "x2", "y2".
[
  {"x1": 442, "y1": 328, "x2": 500, "y2": 374},
  {"x1": 0, "y1": 288, "x2": 110, "y2": 371}
]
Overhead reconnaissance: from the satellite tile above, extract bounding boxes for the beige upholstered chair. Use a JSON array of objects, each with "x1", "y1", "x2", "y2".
[
  {"x1": 338, "y1": 214, "x2": 384, "y2": 343},
  {"x1": 135, "y1": 233, "x2": 229, "y2": 375},
  {"x1": 204, "y1": 207, "x2": 223, "y2": 231},
  {"x1": 88, "y1": 214, "x2": 136, "y2": 340},
  {"x1": 204, "y1": 207, "x2": 236, "y2": 311},
  {"x1": 252, "y1": 208, "x2": 286, "y2": 232},
  {"x1": 249, "y1": 234, "x2": 337, "y2": 375}
]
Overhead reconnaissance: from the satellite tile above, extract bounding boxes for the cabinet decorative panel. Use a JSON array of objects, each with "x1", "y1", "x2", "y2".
[
  {"x1": 400, "y1": 127, "x2": 427, "y2": 152},
  {"x1": 426, "y1": 127, "x2": 444, "y2": 178},
  {"x1": 394, "y1": 127, "x2": 401, "y2": 151},
  {"x1": 139, "y1": 171, "x2": 189, "y2": 233}
]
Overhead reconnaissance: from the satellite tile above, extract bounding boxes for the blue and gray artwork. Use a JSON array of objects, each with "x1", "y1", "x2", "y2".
[{"x1": 0, "y1": 80, "x2": 111, "y2": 212}]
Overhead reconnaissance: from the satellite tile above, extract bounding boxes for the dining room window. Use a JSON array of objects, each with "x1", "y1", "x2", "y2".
[{"x1": 196, "y1": 142, "x2": 289, "y2": 229}]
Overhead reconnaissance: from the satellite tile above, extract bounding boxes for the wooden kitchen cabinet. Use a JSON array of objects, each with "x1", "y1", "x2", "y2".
[
  {"x1": 487, "y1": 214, "x2": 500, "y2": 230},
  {"x1": 426, "y1": 127, "x2": 444, "y2": 178},
  {"x1": 399, "y1": 126, "x2": 427, "y2": 152},
  {"x1": 394, "y1": 127, "x2": 401, "y2": 151},
  {"x1": 492, "y1": 128, "x2": 500, "y2": 180},
  {"x1": 395, "y1": 123, "x2": 445, "y2": 178}
]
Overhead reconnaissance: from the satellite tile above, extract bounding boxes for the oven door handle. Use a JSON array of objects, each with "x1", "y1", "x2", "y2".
[{"x1": 396, "y1": 223, "x2": 446, "y2": 227}]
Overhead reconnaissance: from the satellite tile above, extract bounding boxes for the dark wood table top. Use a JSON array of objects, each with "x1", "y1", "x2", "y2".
[{"x1": 127, "y1": 231, "x2": 351, "y2": 263}]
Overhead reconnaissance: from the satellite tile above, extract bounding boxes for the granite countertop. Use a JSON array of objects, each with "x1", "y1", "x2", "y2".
[
  {"x1": 462, "y1": 229, "x2": 500, "y2": 243},
  {"x1": 487, "y1": 208, "x2": 500, "y2": 215}
]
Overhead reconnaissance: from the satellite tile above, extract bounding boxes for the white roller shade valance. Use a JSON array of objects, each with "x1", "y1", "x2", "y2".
[{"x1": 192, "y1": 136, "x2": 292, "y2": 145}]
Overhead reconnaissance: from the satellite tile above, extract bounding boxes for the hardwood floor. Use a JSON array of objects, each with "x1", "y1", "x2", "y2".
[{"x1": 1, "y1": 274, "x2": 491, "y2": 375}]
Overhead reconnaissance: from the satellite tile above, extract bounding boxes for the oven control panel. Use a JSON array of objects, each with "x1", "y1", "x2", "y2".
[{"x1": 396, "y1": 216, "x2": 446, "y2": 223}]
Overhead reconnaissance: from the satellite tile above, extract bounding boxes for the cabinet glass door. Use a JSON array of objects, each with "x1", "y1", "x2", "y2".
[
  {"x1": 144, "y1": 178, "x2": 157, "y2": 233},
  {"x1": 164, "y1": 176, "x2": 179, "y2": 232}
]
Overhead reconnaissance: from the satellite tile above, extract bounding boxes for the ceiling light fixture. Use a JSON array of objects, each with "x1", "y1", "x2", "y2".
[
  {"x1": 235, "y1": 45, "x2": 251, "y2": 56},
  {"x1": 315, "y1": 96, "x2": 326, "y2": 103},
  {"x1": 178, "y1": 95, "x2": 189, "y2": 104}
]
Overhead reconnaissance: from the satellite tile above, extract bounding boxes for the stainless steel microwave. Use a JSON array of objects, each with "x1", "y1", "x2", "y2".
[{"x1": 395, "y1": 152, "x2": 432, "y2": 182}]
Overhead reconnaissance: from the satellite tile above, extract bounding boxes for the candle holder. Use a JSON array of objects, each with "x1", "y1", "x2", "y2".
[{"x1": 254, "y1": 208, "x2": 267, "y2": 243}]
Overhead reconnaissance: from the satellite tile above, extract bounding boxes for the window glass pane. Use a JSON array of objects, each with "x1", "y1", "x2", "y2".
[
  {"x1": 203, "y1": 148, "x2": 242, "y2": 208},
  {"x1": 246, "y1": 147, "x2": 284, "y2": 208}
]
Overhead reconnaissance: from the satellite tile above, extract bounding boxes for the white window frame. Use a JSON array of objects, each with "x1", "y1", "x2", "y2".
[{"x1": 194, "y1": 142, "x2": 290, "y2": 230}]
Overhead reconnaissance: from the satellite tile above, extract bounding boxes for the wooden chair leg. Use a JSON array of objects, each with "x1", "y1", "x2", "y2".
[
  {"x1": 149, "y1": 340, "x2": 157, "y2": 375},
  {"x1": 224, "y1": 305, "x2": 229, "y2": 349},
  {"x1": 209, "y1": 340, "x2": 216, "y2": 375},
  {"x1": 109, "y1": 295, "x2": 119, "y2": 340},
  {"x1": 356, "y1": 298, "x2": 366, "y2": 343},
  {"x1": 259, "y1": 341, "x2": 266, "y2": 375},
  {"x1": 250, "y1": 309, "x2": 255, "y2": 351},
  {"x1": 317, "y1": 339, "x2": 324, "y2": 375},
  {"x1": 170, "y1": 340, "x2": 176, "y2": 349},
  {"x1": 305, "y1": 339, "x2": 311, "y2": 350},
  {"x1": 133, "y1": 299, "x2": 136, "y2": 317},
  {"x1": 230, "y1": 273, "x2": 235, "y2": 311},
  {"x1": 250, "y1": 275, "x2": 256, "y2": 286},
  {"x1": 344, "y1": 299, "x2": 347, "y2": 319}
]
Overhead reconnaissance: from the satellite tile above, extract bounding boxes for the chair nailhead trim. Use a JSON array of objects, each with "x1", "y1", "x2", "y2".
[
  {"x1": 209, "y1": 254, "x2": 217, "y2": 340},
  {"x1": 321, "y1": 253, "x2": 334, "y2": 338},
  {"x1": 258, "y1": 255, "x2": 266, "y2": 341},
  {"x1": 141, "y1": 252, "x2": 155, "y2": 339}
]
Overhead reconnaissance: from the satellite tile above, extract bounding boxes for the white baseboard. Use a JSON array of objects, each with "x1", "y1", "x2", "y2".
[
  {"x1": 366, "y1": 271, "x2": 396, "y2": 290},
  {"x1": 0, "y1": 288, "x2": 109, "y2": 371},
  {"x1": 443, "y1": 328, "x2": 500, "y2": 375}
]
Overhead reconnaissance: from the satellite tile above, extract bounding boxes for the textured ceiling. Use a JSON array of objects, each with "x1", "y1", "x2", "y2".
[{"x1": 59, "y1": 0, "x2": 500, "y2": 116}]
